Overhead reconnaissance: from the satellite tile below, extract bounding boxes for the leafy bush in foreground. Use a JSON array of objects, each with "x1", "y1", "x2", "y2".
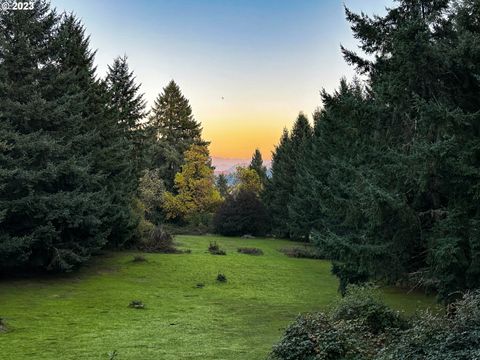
[
  {"x1": 332, "y1": 285, "x2": 408, "y2": 335},
  {"x1": 270, "y1": 287, "x2": 480, "y2": 360},
  {"x1": 378, "y1": 291, "x2": 480, "y2": 360},
  {"x1": 269, "y1": 286, "x2": 403, "y2": 360}
]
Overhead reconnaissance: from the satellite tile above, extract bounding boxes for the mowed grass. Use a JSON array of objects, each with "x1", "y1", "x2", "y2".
[{"x1": 0, "y1": 235, "x2": 437, "y2": 360}]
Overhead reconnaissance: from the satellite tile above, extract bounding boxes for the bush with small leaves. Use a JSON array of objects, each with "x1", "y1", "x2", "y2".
[
  {"x1": 269, "y1": 285, "x2": 408, "y2": 360},
  {"x1": 332, "y1": 285, "x2": 408, "y2": 335},
  {"x1": 237, "y1": 247, "x2": 263, "y2": 256},
  {"x1": 269, "y1": 313, "x2": 354, "y2": 360},
  {"x1": 208, "y1": 241, "x2": 226, "y2": 255},
  {"x1": 377, "y1": 291, "x2": 480, "y2": 360},
  {"x1": 216, "y1": 273, "x2": 227, "y2": 283},
  {"x1": 128, "y1": 300, "x2": 145, "y2": 309}
]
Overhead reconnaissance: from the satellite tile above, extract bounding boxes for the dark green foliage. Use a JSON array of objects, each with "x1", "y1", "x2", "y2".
[
  {"x1": 249, "y1": 148, "x2": 268, "y2": 185},
  {"x1": 213, "y1": 190, "x2": 269, "y2": 236},
  {"x1": 0, "y1": 4, "x2": 109, "y2": 272},
  {"x1": 147, "y1": 80, "x2": 207, "y2": 190},
  {"x1": 278, "y1": 0, "x2": 480, "y2": 301},
  {"x1": 332, "y1": 262, "x2": 370, "y2": 297},
  {"x1": 0, "y1": 4, "x2": 144, "y2": 272},
  {"x1": 269, "y1": 286, "x2": 409, "y2": 360},
  {"x1": 237, "y1": 247, "x2": 263, "y2": 256},
  {"x1": 215, "y1": 174, "x2": 230, "y2": 198},
  {"x1": 270, "y1": 313, "x2": 349, "y2": 360},
  {"x1": 332, "y1": 285, "x2": 408, "y2": 335},
  {"x1": 279, "y1": 247, "x2": 323, "y2": 260},
  {"x1": 105, "y1": 55, "x2": 148, "y2": 174},
  {"x1": 270, "y1": 287, "x2": 480, "y2": 360},
  {"x1": 216, "y1": 273, "x2": 227, "y2": 282},
  {"x1": 264, "y1": 114, "x2": 312, "y2": 239},
  {"x1": 378, "y1": 291, "x2": 480, "y2": 360},
  {"x1": 208, "y1": 241, "x2": 226, "y2": 255}
]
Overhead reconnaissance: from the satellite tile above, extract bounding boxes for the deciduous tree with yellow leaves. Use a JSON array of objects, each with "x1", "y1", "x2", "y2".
[{"x1": 162, "y1": 144, "x2": 222, "y2": 222}]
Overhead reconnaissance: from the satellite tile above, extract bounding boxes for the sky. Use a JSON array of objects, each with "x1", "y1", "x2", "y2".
[{"x1": 51, "y1": 0, "x2": 392, "y2": 161}]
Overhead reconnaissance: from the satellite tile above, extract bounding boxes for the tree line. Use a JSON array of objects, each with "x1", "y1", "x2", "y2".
[
  {"x1": 264, "y1": 0, "x2": 480, "y2": 302},
  {"x1": 0, "y1": 1, "x2": 212, "y2": 272}
]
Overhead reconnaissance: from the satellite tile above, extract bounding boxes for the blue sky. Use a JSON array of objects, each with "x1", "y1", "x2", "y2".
[{"x1": 51, "y1": 0, "x2": 392, "y2": 159}]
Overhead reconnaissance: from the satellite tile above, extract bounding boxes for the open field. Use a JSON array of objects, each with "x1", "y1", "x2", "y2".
[{"x1": 0, "y1": 236, "x2": 437, "y2": 360}]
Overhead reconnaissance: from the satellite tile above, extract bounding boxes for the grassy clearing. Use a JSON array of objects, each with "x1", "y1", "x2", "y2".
[{"x1": 0, "y1": 235, "x2": 437, "y2": 360}]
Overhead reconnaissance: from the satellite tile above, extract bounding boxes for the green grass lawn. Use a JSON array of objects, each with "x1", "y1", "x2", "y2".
[{"x1": 0, "y1": 235, "x2": 437, "y2": 360}]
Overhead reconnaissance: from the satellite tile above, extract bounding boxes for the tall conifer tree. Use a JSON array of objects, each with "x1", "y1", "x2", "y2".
[
  {"x1": 105, "y1": 55, "x2": 148, "y2": 173},
  {"x1": 249, "y1": 148, "x2": 268, "y2": 186},
  {"x1": 0, "y1": 5, "x2": 109, "y2": 271},
  {"x1": 265, "y1": 114, "x2": 312, "y2": 238},
  {"x1": 148, "y1": 80, "x2": 207, "y2": 190}
]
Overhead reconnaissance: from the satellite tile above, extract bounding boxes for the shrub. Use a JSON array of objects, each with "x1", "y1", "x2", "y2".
[
  {"x1": 128, "y1": 300, "x2": 145, "y2": 309},
  {"x1": 269, "y1": 285, "x2": 408, "y2": 360},
  {"x1": 237, "y1": 247, "x2": 263, "y2": 256},
  {"x1": 332, "y1": 285, "x2": 408, "y2": 335},
  {"x1": 378, "y1": 291, "x2": 480, "y2": 360},
  {"x1": 279, "y1": 246, "x2": 323, "y2": 259},
  {"x1": 213, "y1": 190, "x2": 269, "y2": 236},
  {"x1": 271, "y1": 287, "x2": 480, "y2": 360},
  {"x1": 138, "y1": 226, "x2": 178, "y2": 253},
  {"x1": 208, "y1": 241, "x2": 226, "y2": 255},
  {"x1": 132, "y1": 255, "x2": 146, "y2": 262},
  {"x1": 216, "y1": 273, "x2": 227, "y2": 282},
  {"x1": 269, "y1": 313, "x2": 366, "y2": 360}
]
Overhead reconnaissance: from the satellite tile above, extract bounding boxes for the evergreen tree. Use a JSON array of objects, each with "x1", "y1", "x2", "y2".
[
  {"x1": 283, "y1": 0, "x2": 480, "y2": 302},
  {"x1": 55, "y1": 15, "x2": 139, "y2": 248},
  {"x1": 0, "y1": 5, "x2": 108, "y2": 271},
  {"x1": 249, "y1": 148, "x2": 268, "y2": 185},
  {"x1": 216, "y1": 174, "x2": 230, "y2": 198},
  {"x1": 105, "y1": 55, "x2": 148, "y2": 173},
  {"x1": 148, "y1": 80, "x2": 207, "y2": 190},
  {"x1": 214, "y1": 190, "x2": 269, "y2": 237},
  {"x1": 265, "y1": 114, "x2": 312, "y2": 238}
]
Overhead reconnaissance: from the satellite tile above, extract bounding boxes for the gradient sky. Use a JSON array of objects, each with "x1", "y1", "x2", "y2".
[{"x1": 51, "y1": 0, "x2": 392, "y2": 160}]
